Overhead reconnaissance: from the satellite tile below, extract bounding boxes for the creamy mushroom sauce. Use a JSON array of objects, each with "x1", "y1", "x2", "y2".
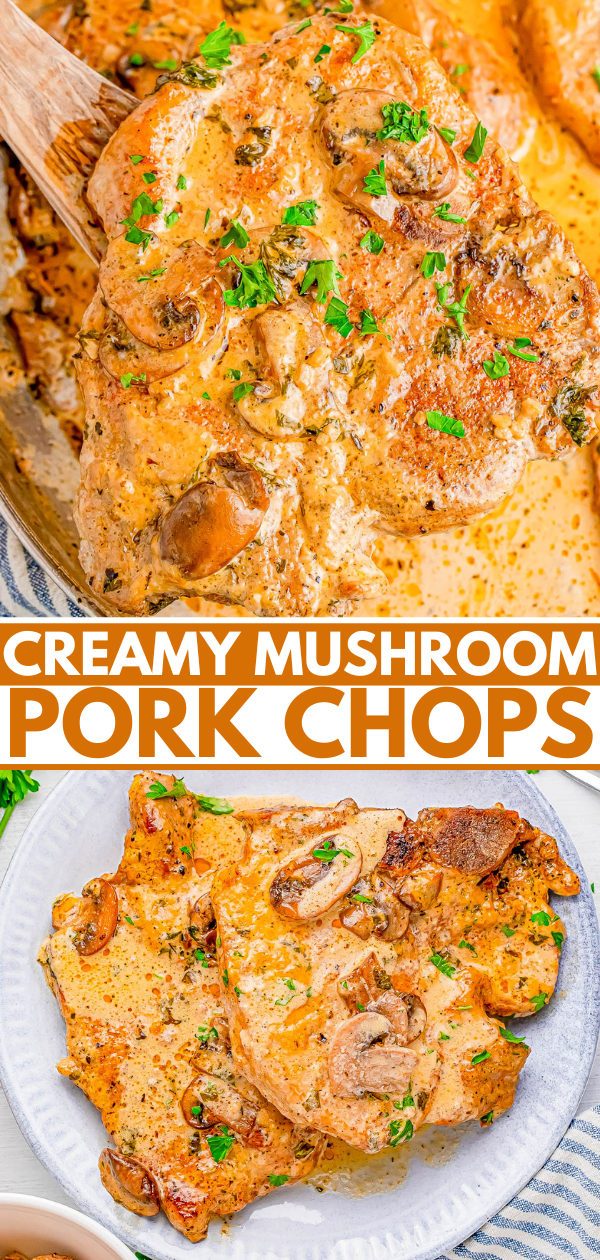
[{"x1": 6, "y1": 0, "x2": 600, "y2": 614}]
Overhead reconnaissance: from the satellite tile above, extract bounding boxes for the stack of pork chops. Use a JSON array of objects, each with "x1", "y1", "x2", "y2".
[{"x1": 40, "y1": 774, "x2": 579, "y2": 1240}]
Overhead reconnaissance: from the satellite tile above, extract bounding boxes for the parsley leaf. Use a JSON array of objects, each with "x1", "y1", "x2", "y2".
[
  {"x1": 207, "y1": 1125, "x2": 236, "y2": 1162},
  {"x1": 389, "y1": 1118, "x2": 413, "y2": 1146},
  {"x1": 295, "y1": 18, "x2": 312, "y2": 33},
  {"x1": 315, "y1": 43, "x2": 331, "y2": 63},
  {"x1": 592, "y1": 65, "x2": 600, "y2": 91},
  {"x1": 530, "y1": 992, "x2": 548, "y2": 1012},
  {"x1": 154, "y1": 58, "x2": 177, "y2": 71},
  {"x1": 195, "y1": 1024, "x2": 218, "y2": 1044},
  {"x1": 471, "y1": 1050, "x2": 491, "y2": 1064},
  {"x1": 507, "y1": 340, "x2": 539, "y2": 361},
  {"x1": 129, "y1": 52, "x2": 144, "y2": 65},
  {"x1": 204, "y1": 207, "x2": 211, "y2": 229},
  {"x1": 220, "y1": 219, "x2": 250, "y2": 249},
  {"x1": 429, "y1": 953, "x2": 456, "y2": 978},
  {"x1": 444, "y1": 284, "x2": 471, "y2": 338},
  {"x1": 142, "y1": 171, "x2": 157, "y2": 184},
  {"x1": 432, "y1": 202, "x2": 465, "y2": 223},
  {"x1": 359, "y1": 308, "x2": 385, "y2": 336},
  {"x1": 165, "y1": 210, "x2": 179, "y2": 229},
  {"x1": 200, "y1": 21, "x2": 246, "y2": 70},
  {"x1": 301, "y1": 259, "x2": 342, "y2": 302},
  {"x1": 463, "y1": 120, "x2": 487, "y2": 163},
  {"x1": 459, "y1": 939, "x2": 477, "y2": 954},
  {"x1": 360, "y1": 229, "x2": 384, "y2": 254},
  {"x1": 500, "y1": 924, "x2": 515, "y2": 937},
  {"x1": 137, "y1": 267, "x2": 166, "y2": 282},
  {"x1": 233, "y1": 381, "x2": 255, "y2": 401},
  {"x1": 222, "y1": 257, "x2": 277, "y2": 309},
  {"x1": 125, "y1": 228, "x2": 151, "y2": 249},
  {"x1": 120, "y1": 372, "x2": 146, "y2": 389},
  {"x1": 426, "y1": 410, "x2": 465, "y2": 438},
  {"x1": 480, "y1": 1110, "x2": 494, "y2": 1126},
  {"x1": 325, "y1": 296, "x2": 354, "y2": 336},
  {"x1": 312, "y1": 839, "x2": 354, "y2": 862},
  {"x1": 177, "y1": 174, "x2": 188, "y2": 190},
  {"x1": 0, "y1": 770, "x2": 39, "y2": 840},
  {"x1": 436, "y1": 125, "x2": 456, "y2": 145},
  {"x1": 531, "y1": 910, "x2": 551, "y2": 926},
  {"x1": 269, "y1": 1173, "x2": 291, "y2": 1186},
  {"x1": 499, "y1": 1027, "x2": 528, "y2": 1045},
  {"x1": 129, "y1": 154, "x2": 145, "y2": 164},
  {"x1": 282, "y1": 200, "x2": 320, "y2": 225},
  {"x1": 552, "y1": 931, "x2": 564, "y2": 951},
  {"x1": 335, "y1": 20, "x2": 376, "y2": 63},
  {"x1": 377, "y1": 100, "x2": 429, "y2": 144},
  {"x1": 197, "y1": 795, "x2": 234, "y2": 814},
  {"x1": 146, "y1": 777, "x2": 187, "y2": 799},
  {"x1": 353, "y1": 893, "x2": 373, "y2": 903},
  {"x1": 364, "y1": 159, "x2": 387, "y2": 196},
  {"x1": 226, "y1": 368, "x2": 241, "y2": 380},
  {"x1": 483, "y1": 350, "x2": 509, "y2": 379},
  {"x1": 421, "y1": 250, "x2": 446, "y2": 278}
]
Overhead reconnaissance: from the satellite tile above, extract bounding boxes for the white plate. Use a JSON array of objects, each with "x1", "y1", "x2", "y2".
[{"x1": 0, "y1": 770, "x2": 598, "y2": 1260}]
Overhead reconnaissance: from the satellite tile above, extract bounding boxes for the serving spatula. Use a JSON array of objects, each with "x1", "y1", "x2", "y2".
[{"x1": 0, "y1": 0, "x2": 135, "y2": 261}]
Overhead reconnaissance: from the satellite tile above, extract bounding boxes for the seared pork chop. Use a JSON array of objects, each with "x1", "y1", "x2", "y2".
[
  {"x1": 210, "y1": 798, "x2": 569, "y2": 1148},
  {"x1": 39, "y1": 773, "x2": 322, "y2": 1241},
  {"x1": 76, "y1": 11, "x2": 600, "y2": 615},
  {"x1": 520, "y1": 0, "x2": 600, "y2": 167}
]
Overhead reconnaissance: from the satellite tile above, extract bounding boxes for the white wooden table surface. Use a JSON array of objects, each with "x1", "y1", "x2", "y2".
[{"x1": 0, "y1": 769, "x2": 599, "y2": 1205}]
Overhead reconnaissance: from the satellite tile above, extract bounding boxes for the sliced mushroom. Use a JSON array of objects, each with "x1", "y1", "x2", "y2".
[
  {"x1": 99, "y1": 236, "x2": 223, "y2": 351},
  {"x1": 99, "y1": 1149, "x2": 160, "y2": 1216},
  {"x1": 71, "y1": 879, "x2": 118, "y2": 955},
  {"x1": 181, "y1": 1072, "x2": 269, "y2": 1146},
  {"x1": 328, "y1": 1012, "x2": 418, "y2": 1097},
  {"x1": 51, "y1": 892, "x2": 80, "y2": 930},
  {"x1": 269, "y1": 834, "x2": 362, "y2": 919},
  {"x1": 395, "y1": 866, "x2": 442, "y2": 912},
  {"x1": 319, "y1": 90, "x2": 458, "y2": 204},
  {"x1": 235, "y1": 299, "x2": 328, "y2": 439},
  {"x1": 159, "y1": 451, "x2": 269, "y2": 579},
  {"x1": 189, "y1": 891, "x2": 217, "y2": 955},
  {"x1": 338, "y1": 952, "x2": 427, "y2": 1043},
  {"x1": 339, "y1": 872, "x2": 410, "y2": 940},
  {"x1": 99, "y1": 309, "x2": 190, "y2": 384}
]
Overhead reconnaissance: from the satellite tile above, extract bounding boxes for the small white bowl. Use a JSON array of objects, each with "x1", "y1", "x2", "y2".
[{"x1": 0, "y1": 1195, "x2": 137, "y2": 1260}]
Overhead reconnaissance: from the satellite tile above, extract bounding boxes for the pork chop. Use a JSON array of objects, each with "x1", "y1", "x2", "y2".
[
  {"x1": 75, "y1": 11, "x2": 600, "y2": 615},
  {"x1": 520, "y1": 0, "x2": 600, "y2": 167},
  {"x1": 210, "y1": 798, "x2": 558, "y2": 1148},
  {"x1": 39, "y1": 773, "x2": 323, "y2": 1241}
]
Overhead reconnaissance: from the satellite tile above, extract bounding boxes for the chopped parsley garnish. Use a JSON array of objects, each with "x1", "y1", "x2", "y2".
[
  {"x1": 471, "y1": 1050, "x2": 491, "y2": 1065},
  {"x1": 142, "y1": 171, "x2": 157, "y2": 184},
  {"x1": 146, "y1": 777, "x2": 187, "y2": 799},
  {"x1": 194, "y1": 949, "x2": 210, "y2": 968},
  {"x1": 335, "y1": 20, "x2": 376, "y2": 62},
  {"x1": 126, "y1": 22, "x2": 139, "y2": 34},
  {"x1": 359, "y1": 308, "x2": 384, "y2": 336},
  {"x1": 398, "y1": 1091, "x2": 414, "y2": 1109},
  {"x1": 481, "y1": 1111, "x2": 494, "y2": 1125},
  {"x1": 180, "y1": 845, "x2": 193, "y2": 857},
  {"x1": 531, "y1": 992, "x2": 548, "y2": 1011},
  {"x1": 436, "y1": 126, "x2": 456, "y2": 145},
  {"x1": 129, "y1": 154, "x2": 145, "y2": 164},
  {"x1": 199, "y1": 21, "x2": 246, "y2": 70},
  {"x1": 389, "y1": 1118, "x2": 413, "y2": 1146},
  {"x1": 356, "y1": 1001, "x2": 365, "y2": 1011},
  {"x1": 463, "y1": 121, "x2": 487, "y2": 163},
  {"x1": 507, "y1": 338, "x2": 539, "y2": 361},
  {"x1": 459, "y1": 939, "x2": 477, "y2": 954},
  {"x1": 177, "y1": 174, "x2": 188, "y2": 190},
  {"x1": 197, "y1": 795, "x2": 234, "y2": 814},
  {"x1": 483, "y1": 350, "x2": 509, "y2": 379},
  {"x1": 443, "y1": 285, "x2": 471, "y2": 338},
  {"x1": 124, "y1": 915, "x2": 135, "y2": 926},
  {"x1": 137, "y1": 267, "x2": 166, "y2": 282},
  {"x1": 377, "y1": 100, "x2": 429, "y2": 144},
  {"x1": 122, "y1": 191, "x2": 162, "y2": 229},
  {"x1": 360, "y1": 229, "x2": 384, "y2": 254},
  {"x1": 222, "y1": 969, "x2": 229, "y2": 987},
  {"x1": 531, "y1": 910, "x2": 551, "y2": 926},
  {"x1": 432, "y1": 202, "x2": 465, "y2": 223},
  {"x1": 195, "y1": 1024, "x2": 218, "y2": 1044},
  {"x1": 201, "y1": 391, "x2": 211, "y2": 400},
  {"x1": 120, "y1": 372, "x2": 146, "y2": 389},
  {"x1": 439, "y1": 1032, "x2": 450, "y2": 1040},
  {"x1": 500, "y1": 924, "x2": 515, "y2": 937},
  {"x1": 226, "y1": 368, "x2": 241, "y2": 380},
  {"x1": 312, "y1": 839, "x2": 354, "y2": 862},
  {"x1": 269, "y1": 1174, "x2": 291, "y2": 1186},
  {"x1": 426, "y1": 410, "x2": 465, "y2": 438},
  {"x1": 353, "y1": 893, "x2": 373, "y2": 903},
  {"x1": 233, "y1": 381, "x2": 255, "y2": 402},
  {"x1": 421, "y1": 250, "x2": 446, "y2": 278},
  {"x1": 207, "y1": 1125, "x2": 236, "y2": 1162},
  {"x1": 499, "y1": 1027, "x2": 528, "y2": 1046},
  {"x1": 165, "y1": 210, "x2": 179, "y2": 229},
  {"x1": 429, "y1": 953, "x2": 456, "y2": 978},
  {"x1": 314, "y1": 44, "x2": 331, "y2": 63},
  {"x1": 364, "y1": 159, "x2": 387, "y2": 197},
  {"x1": 296, "y1": 18, "x2": 312, "y2": 33},
  {"x1": 301, "y1": 259, "x2": 342, "y2": 303},
  {"x1": 552, "y1": 931, "x2": 564, "y2": 951},
  {"x1": 282, "y1": 200, "x2": 320, "y2": 225},
  {"x1": 220, "y1": 219, "x2": 250, "y2": 249},
  {"x1": 154, "y1": 58, "x2": 177, "y2": 71},
  {"x1": 592, "y1": 65, "x2": 600, "y2": 91},
  {"x1": 222, "y1": 257, "x2": 277, "y2": 309},
  {"x1": 129, "y1": 52, "x2": 144, "y2": 65},
  {"x1": 204, "y1": 207, "x2": 211, "y2": 229}
]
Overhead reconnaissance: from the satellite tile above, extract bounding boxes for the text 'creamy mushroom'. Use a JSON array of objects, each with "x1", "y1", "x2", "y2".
[
  {"x1": 328, "y1": 1012, "x2": 418, "y2": 1097},
  {"x1": 159, "y1": 451, "x2": 269, "y2": 579},
  {"x1": 181, "y1": 1072, "x2": 269, "y2": 1147},
  {"x1": 99, "y1": 1149, "x2": 160, "y2": 1216},
  {"x1": 65, "y1": 878, "x2": 118, "y2": 956},
  {"x1": 269, "y1": 834, "x2": 362, "y2": 919}
]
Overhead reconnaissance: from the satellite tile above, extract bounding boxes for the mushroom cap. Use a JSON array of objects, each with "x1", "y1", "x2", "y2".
[
  {"x1": 98, "y1": 1149, "x2": 160, "y2": 1216},
  {"x1": 269, "y1": 833, "x2": 363, "y2": 919},
  {"x1": 181, "y1": 1071, "x2": 269, "y2": 1146},
  {"x1": 328, "y1": 1011, "x2": 418, "y2": 1097},
  {"x1": 72, "y1": 878, "x2": 118, "y2": 956},
  {"x1": 159, "y1": 452, "x2": 269, "y2": 579}
]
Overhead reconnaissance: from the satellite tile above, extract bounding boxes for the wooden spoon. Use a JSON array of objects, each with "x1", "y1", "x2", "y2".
[{"x1": 0, "y1": 0, "x2": 135, "y2": 261}]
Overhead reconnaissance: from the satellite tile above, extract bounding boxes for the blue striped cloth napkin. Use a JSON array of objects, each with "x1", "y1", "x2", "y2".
[
  {"x1": 445, "y1": 1105, "x2": 600, "y2": 1259},
  {"x1": 0, "y1": 516, "x2": 84, "y2": 617}
]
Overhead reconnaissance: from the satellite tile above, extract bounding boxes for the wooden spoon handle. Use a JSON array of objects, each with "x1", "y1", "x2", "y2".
[{"x1": 0, "y1": 0, "x2": 135, "y2": 260}]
